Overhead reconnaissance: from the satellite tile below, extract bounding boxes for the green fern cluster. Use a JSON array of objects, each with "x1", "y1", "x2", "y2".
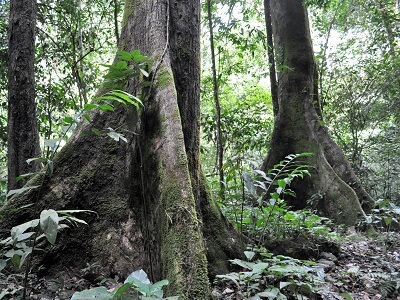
[{"x1": 365, "y1": 272, "x2": 400, "y2": 298}]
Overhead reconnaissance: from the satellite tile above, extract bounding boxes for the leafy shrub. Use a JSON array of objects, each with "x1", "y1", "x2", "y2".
[
  {"x1": 72, "y1": 269, "x2": 178, "y2": 300},
  {"x1": 215, "y1": 249, "x2": 326, "y2": 299}
]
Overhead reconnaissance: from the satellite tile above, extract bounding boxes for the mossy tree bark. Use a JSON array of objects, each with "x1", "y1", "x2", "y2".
[
  {"x1": 0, "y1": 0, "x2": 242, "y2": 298},
  {"x1": 262, "y1": 0, "x2": 373, "y2": 225}
]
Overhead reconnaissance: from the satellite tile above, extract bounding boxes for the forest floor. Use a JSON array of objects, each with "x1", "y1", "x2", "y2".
[
  {"x1": 212, "y1": 229, "x2": 400, "y2": 300},
  {"x1": 0, "y1": 230, "x2": 399, "y2": 299}
]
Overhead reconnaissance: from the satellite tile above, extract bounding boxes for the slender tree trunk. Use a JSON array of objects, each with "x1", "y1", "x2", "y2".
[
  {"x1": 1, "y1": 0, "x2": 242, "y2": 298},
  {"x1": 207, "y1": 0, "x2": 224, "y2": 199},
  {"x1": 262, "y1": 0, "x2": 373, "y2": 225},
  {"x1": 7, "y1": 0, "x2": 41, "y2": 191},
  {"x1": 77, "y1": 0, "x2": 88, "y2": 107},
  {"x1": 113, "y1": 0, "x2": 120, "y2": 46},
  {"x1": 263, "y1": 0, "x2": 279, "y2": 118}
]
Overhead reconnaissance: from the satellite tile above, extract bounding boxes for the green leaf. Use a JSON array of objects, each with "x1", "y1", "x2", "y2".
[
  {"x1": 278, "y1": 179, "x2": 287, "y2": 189},
  {"x1": 244, "y1": 251, "x2": 255, "y2": 261},
  {"x1": 229, "y1": 258, "x2": 255, "y2": 270},
  {"x1": 279, "y1": 281, "x2": 291, "y2": 289},
  {"x1": 11, "y1": 219, "x2": 39, "y2": 242},
  {"x1": 339, "y1": 293, "x2": 353, "y2": 300},
  {"x1": 64, "y1": 116, "x2": 74, "y2": 124},
  {"x1": 98, "y1": 104, "x2": 114, "y2": 111},
  {"x1": 125, "y1": 269, "x2": 151, "y2": 285},
  {"x1": 10, "y1": 254, "x2": 21, "y2": 267},
  {"x1": 216, "y1": 273, "x2": 240, "y2": 287},
  {"x1": 16, "y1": 172, "x2": 40, "y2": 182},
  {"x1": 113, "y1": 283, "x2": 132, "y2": 297},
  {"x1": 40, "y1": 209, "x2": 59, "y2": 245},
  {"x1": 84, "y1": 103, "x2": 98, "y2": 110},
  {"x1": 115, "y1": 61, "x2": 128, "y2": 69},
  {"x1": 118, "y1": 51, "x2": 133, "y2": 61},
  {"x1": 131, "y1": 50, "x2": 148, "y2": 62},
  {"x1": 83, "y1": 113, "x2": 92, "y2": 123},
  {"x1": 71, "y1": 287, "x2": 113, "y2": 300},
  {"x1": 151, "y1": 279, "x2": 169, "y2": 290},
  {"x1": 14, "y1": 232, "x2": 35, "y2": 242}
]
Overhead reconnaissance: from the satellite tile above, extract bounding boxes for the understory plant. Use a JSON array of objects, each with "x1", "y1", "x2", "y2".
[
  {"x1": 0, "y1": 209, "x2": 93, "y2": 299},
  {"x1": 225, "y1": 153, "x2": 339, "y2": 244},
  {"x1": 215, "y1": 249, "x2": 329, "y2": 299},
  {"x1": 71, "y1": 269, "x2": 178, "y2": 300},
  {"x1": 362, "y1": 198, "x2": 400, "y2": 253}
]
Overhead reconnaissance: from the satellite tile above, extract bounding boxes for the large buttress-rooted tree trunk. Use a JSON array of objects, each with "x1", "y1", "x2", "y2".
[
  {"x1": 262, "y1": 0, "x2": 373, "y2": 225},
  {"x1": 0, "y1": 0, "x2": 242, "y2": 298}
]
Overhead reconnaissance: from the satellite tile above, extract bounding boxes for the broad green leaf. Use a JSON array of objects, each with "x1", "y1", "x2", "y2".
[
  {"x1": 252, "y1": 262, "x2": 268, "y2": 273},
  {"x1": 11, "y1": 219, "x2": 39, "y2": 242},
  {"x1": 40, "y1": 209, "x2": 59, "y2": 245},
  {"x1": 229, "y1": 258, "x2": 255, "y2": 270},
  {"x1": 98, "y1": 104, "x2": 114, "y2": 111},
  {"x1": 118, "y1": 51, "x2": 133, "y2": 61},
  {"x1": 115, "y1": 61, "x2": 128, "y2": 69},
  {"x1": 124, "y1": 269, "x2": 151, "y2": 285},
  {"x1": 64, "y1": 116, "x2": 74, "y2": 124},
  {"x1": 244, "y1": 251, "x2": 255, "y2": 261},
  {"x1": 7, "y1": 185, "x2": 40, "y2": 198},
  {"x1": 16, "y1": 172, "x2": 41, "y2": 182},
  {"x1": 14, "y1": 231, "x2": 35, "y2": 242},
  {"x1": 84, "y1": 103, "x2": 98, "y2": 110},
  {"x1": 71, "y1": 287, "x2": 112, "y2": 300},
  {"x1": 131, "y1": 49, "x2": 148, "y2": 62},
  {"x1": 10, "y1": 253, "x2": 21, "y2": 266},
  {"x1": 279, "y1": 281, "x2": 291, "y2": 289},
  {"x1": 216, "y1": 273, "x2": 240, "y2": 287},
  {"x1": 339, "y1": 293, "x2": 353, "y2": 300},
  {"x1": 113, "y1": 283, "x2": 132, "y2": 297},
  {"x1": 151, "y1": 279, "x2": 168, "y2": 289}
]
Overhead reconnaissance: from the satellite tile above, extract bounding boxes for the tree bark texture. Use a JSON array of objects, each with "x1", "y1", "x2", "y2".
[
  {"x1": 1, "y1": 0, "x2": 242, "y2": 298},
  {"x1": 262, "y1": 0, "x2": 373, "y2": 225},
  {"x1": 7, "y1": 0, "x2": 41, "y2": 191},
  {"x1": 263, "y1": 0, "x2": 279, "y2": 118}
]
